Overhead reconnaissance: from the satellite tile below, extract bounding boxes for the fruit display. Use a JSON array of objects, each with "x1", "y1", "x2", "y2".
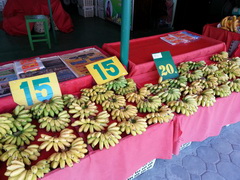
[
  {"x1": 48, "y1": 137, "x2": 88, "y2": 169},
  {"x1": 118, "y1": 116, "x2": 148, "y2": 136},
  {"x1": 4, "y1": 159, "x2": 50, "y2": 180},
  {"x1": 145, "y1": 106, "x2": 174, "y2": 124},
  {"x1": 71, "y1": 111, "x2": 110, "y2": 133},
  {"x1": 137, "y1": 96, "x2": 162, "y2": 113},
  {"x1": 38, "y1": 110, "x2": 71, "y2": 132},
  {"x1": 1, "y1": 123, "x2": 37, "y2": 146},
  {"x1": 0, "y1": 144, "x2": 40, "y2": 166},
  {"x1": 38, "y1": 128, "x2": 77, "y2": 152},
  {"x1": 102, "y1": 95, "x2": 126, "y2": 111},
  {"x1": 111, "y1": 105, "x2": 138, "y2": 122},
  {"x1": 87, "y1": 122, "x2": 122, "y2": 150},
  {"x1": 31, "y1": 96, "x2": 64, "y2": 119},
  {"x1": 68, "y1": 101, "x2": 98, "y2": 119},
  {"x1": 219, "y1": 15, "x2": 239, "y2": 32},
  {"x1": 126, "y1": 87, "x2": 151, "y2": 103}
]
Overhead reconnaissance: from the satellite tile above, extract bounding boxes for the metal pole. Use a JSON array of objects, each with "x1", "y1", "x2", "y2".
[
  {"x1": 120, "y1": 0, "x2": 131, "y2": 69},
  {"x1": 48, "y1": 0, "x2": 57, "y2": 42}
]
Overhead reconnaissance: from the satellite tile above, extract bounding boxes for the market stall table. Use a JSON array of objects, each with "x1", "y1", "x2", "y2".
[
  {"x1": 202, "y1": 23, "x2": 240, "y2": 57},
  {"x1": 102, "y1": 30, "x2": 226, "y2": 77}
]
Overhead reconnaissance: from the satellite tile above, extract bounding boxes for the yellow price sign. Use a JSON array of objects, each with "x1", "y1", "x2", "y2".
[
  {"x1": 86, "y1": 56, "x2": 128, "y2": 84},
  {"x1": 9, "y1": 72, "x2": 62, "y2": 107}
]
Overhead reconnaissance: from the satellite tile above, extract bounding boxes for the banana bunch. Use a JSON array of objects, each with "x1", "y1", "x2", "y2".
[
  {"x1": 195, "y1": 89, "x2": 216, "y2": 107},
  {"x1": 0, "y1": 143, "x2": 2, "y2": 156},
  {"x1": 227, "y1": 79, "x2": 240, "y2": 92},
  {"x1": 137, "y1": 96, "x2": 161, "y2": 113},
  {"x1": 69, "y1": 101, "x2": 98, "y2": 119},
  {"x1": 118, "y1": 116, "x2": 148, "y2": 136},
  {"x1": 62, "y1": 94, "x2": 77, "y2": 107},
  {"x1": 181, "y1": 81, "x2": 203, "y2": 96},
  {"x1": 115, "y1": 78, "x2": 137, "y2": 95},
  {"x1": 31, "y1": 96, "x2": 64, "y2": 119},
  {"x1": 231, "y1": 57, "x2": 240, "y2": 66},
  {"x1": 38, "y1": 110, "x2": 71, "y2": 132},
  {"x1": 222, "y1": 63, "x2": 240, "y2": 80},
  {"x1": 214, "y1": 84, "x2": 232, "y2": 97},
  {"x1": 210, "y1": 53, "x2": 227, "y2": 62},
  {"x1": 167, "y1": 95, "x2": 198, "y2": 116},
  {"x1": 38, "y1": 128, "x2": 77, "y2": 152},
  {"x1": 12, "y1": 105, "x2": 32, "y2": 126},
  {"x1": 145, "y1": 105, "x2": 174, "y2": 124},
  {"x1": 4, "y1": 159, "x2": 50, "y2": 180},
  {"x1": 126, "y1": 87, "x2": 151, "y2": 103},
  {"x1": 197, "y1": 75, "x2": 219, "y2": 89},
  {"x1": 220, "y1": 16, "x2": 239, "y2": 32},
  {"x1": 201, "y1": 64, "x2": 219, "y2": 76},
  {"x1": 0, "y1": 114, "x2": 13, "y2": 139},
  {"x1": 105, "y1": 76, "x2": 128, "y2": 91},
  {"x1": 182, "y1": 69, "x2": 203, "y2": 82},
  {"x1": 179, "y1": 61, "x2": 206, "y2": 71},
  {"x1": 177, "y1": 62, "x2": 190, "y2": 73},
  {"x1": 111, "y1": 105, "x2": 138, "y2": 122},
  {"x1": 91, "y1": 90, "x2": 115, "y2": 104},
  {"x1": 1, "y1": 113, "x2": 24, "y2": 132},
  {"x1": 48, "y1": 137, "x2": 88, "y2": 169},
  {"x1": 165, "y1": 76, "x2": 188, "y2": 88},
  {"x1": 157, "y1": 88, "x2": 181, "y2": 103},
  {"x1": 1, "y1": 123, "x2": 37, "y2": 146},
  {"x1": 71, "y1": 111, "x2": 110, "y2": 133},
  {"x1": 212, "y1": 70, "x2": 229, "y2": 84},
  {"x1": 102, "y1": 95, "x2": 126, "y2": 111},
  {"x1": 144, "y1": 83, "x2": 166, "y2": 95},
  {"x1": 87, "y1": 122, "x2": 122, "y2": 150},
  {"x1": 0, "y1": 144, "x2": 40, "y2": 166}
]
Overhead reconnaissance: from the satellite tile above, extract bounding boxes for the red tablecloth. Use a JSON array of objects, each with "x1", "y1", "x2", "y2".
[
  {"x1": 202, "y1": 23, "x2": 240, "y2": 57},
  {"x1": 102, "y1": 30, "x2": 226, "y2": 77},
  {"x1": 2, "y1": 0, "x2": 73, "y2": 35}
]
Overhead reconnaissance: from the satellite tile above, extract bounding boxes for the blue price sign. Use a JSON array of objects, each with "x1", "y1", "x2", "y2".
[
  {"x1": 9, "y1": 73, "x2": 62, "y2": 106},
  {"x1": 152, "y1": 51, "x2": 179, "y2": 80}
]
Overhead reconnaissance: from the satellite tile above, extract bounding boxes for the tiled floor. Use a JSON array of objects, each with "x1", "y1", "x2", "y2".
[{"x1": 134, "y1": 121, "x2": 240, "y2": 180}]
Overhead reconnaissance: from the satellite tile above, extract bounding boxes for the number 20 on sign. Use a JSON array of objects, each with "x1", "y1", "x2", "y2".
[
  {"x1": 9, "y1": 73, "x2": 62, "y2": 106},
  {"x1": 86, "y1": 56, "x2": 128, "y2": 84}
]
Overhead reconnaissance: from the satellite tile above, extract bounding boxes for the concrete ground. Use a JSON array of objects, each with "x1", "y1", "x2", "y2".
[{"x1": 134, "y1": 121, "x2": 240, "y2": 180}]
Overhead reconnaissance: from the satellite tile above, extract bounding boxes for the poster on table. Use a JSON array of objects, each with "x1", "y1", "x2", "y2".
[{"x1": 104, "y1": 0, "x2": 134, "y2": 30}]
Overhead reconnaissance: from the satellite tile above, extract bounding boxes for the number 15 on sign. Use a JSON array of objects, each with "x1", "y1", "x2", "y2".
[
  {"x1": 86, "y1": 56, "x2": 128, "y2": 84},
  {"x1": 9, "y1": 73, "x2": 62, "y2": 106}
]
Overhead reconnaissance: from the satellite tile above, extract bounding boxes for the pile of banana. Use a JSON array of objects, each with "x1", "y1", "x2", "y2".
[
  {"x1": 102, "y1": 95, "x2": 126, "y2": 111},
  {"x1": 38, "y1": 110, "x2": 71, "y2": 132},
  {"x1": 137, "y1": 96, "x2": 162, "y2": 113},
  {"x1": 126, "y1": 87, "x2": 151, "y2": 103},
  {"x1": 48, "y1": 137, "x2": 88, "y2": 169},
  {"x1": 219, "y1": 15, "x2": 239, "y2": 32},
  {"x1": 227, "y1": 79, "x2": 240, "y2": 92},
  {"x1": 157, "y1": 88, "x2": 181, "y2": 102},
  {"x1": 71, "y1": 111, "x2": 110, "y2": 133},
  {"x1": 118, "y1": 116, "x2": 148, "y2": 136},
  {"x1": 0, "y1": 144, "x2": 40, "y2": 166},
  {"x1": 38, "y1": 128, "x2": 77, "y2": 152},
  {"x1": 1, "y1": 123, "x2": 37, "y2": 146},
  {"x1": 68, "y1": 100, "x2": 98, "y2": 119},
  {"x1": 4, "y1": 159, "x2": 50, "y2": 180},
  {"x1": 145, "y1": 106, "x2": 174, "y2": 124},
  {"x1": 31, "y1": 96, "x2": 64, "y2": 119},
  {"x1": 195, "y1": 89, "x2": 216, "y2": 107},
  {"x1": 87, "y1": 122, "x2": 122, "y2": 150},
  {"x1": 111, "y1": 105, "x2": 138, "y2": 122}
]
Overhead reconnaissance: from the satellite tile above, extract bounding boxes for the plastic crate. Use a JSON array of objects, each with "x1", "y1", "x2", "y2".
[
  {"x1": 0, "y1": 0, "x2": 7, "y2": 11},
  {"x1": 97, "y1": 7, "x2": 104, "y2": 19},
  {"x1": 127, "y1": 159, "x2": 156, "y2": 180},
  {"x1": 77, "y1": 0, "x2": 93, "y2": 6},
  {"x1": 77, "y1": 5, "x2": 94, "y2": 17}
]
